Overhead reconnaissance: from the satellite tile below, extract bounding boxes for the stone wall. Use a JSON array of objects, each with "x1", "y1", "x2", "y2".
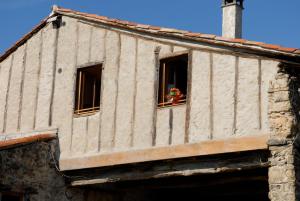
[
  {"x1": 268, "y1": 66, "x2": 300, "y2": 201},
  {"x1": 0, "y1": 140, "x2": 85, "y2": 201}
]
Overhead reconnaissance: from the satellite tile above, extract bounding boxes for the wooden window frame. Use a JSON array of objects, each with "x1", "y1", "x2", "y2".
[
  {"x1": 74, "y1": 63, "x2": 103, "y2": 116},
  {"x1": 157, "y1": 53, "x2": 188, "y2": 108}
]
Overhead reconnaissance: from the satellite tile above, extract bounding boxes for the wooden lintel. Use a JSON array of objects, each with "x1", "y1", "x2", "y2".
[{"x1": 60, "y1": 135, "x2": 269, "y2": 171}]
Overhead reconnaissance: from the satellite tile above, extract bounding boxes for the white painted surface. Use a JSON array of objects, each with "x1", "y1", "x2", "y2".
[
  {"x1": 5, "y1": 45, "x2": 25, "y2": 133},
  {"x1": 99, "y1": 31, "x2": 120, "y2": 152},
  {"x1": 35, "y1": 24, "x2": 57, "y2": 129},
  {"x1": 133, "y1": 39, "x2": 156, "y2": 149},
  {"x1": 20, "y1": 32, "x2": 41, "y2": 132},
  {"x1": 0, "y1": 56, "x2": 12, "y2": 133},
  {"x1": 189, "y1": 51, "x2": 211, "y2": 142},
  {"x1": 114, "y1": 35, "x2": 136, "y2": 151},
  {"x1": 236, "y1": 57, "x2": 260, "y2": 136},
  {"x1": 213, "y1": 53, "x2": 235, "y2": 139},
  {"x1": 52, "y1": 17, "x2": 78, "y2": 157}
]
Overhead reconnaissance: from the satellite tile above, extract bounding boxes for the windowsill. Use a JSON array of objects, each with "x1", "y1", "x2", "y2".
[
  {"x1": 73, "y1": 110, "x2": 100, "y2": 118},
  {"x1": 157, "y1": 102, "x2": 186, "y2": 109}
]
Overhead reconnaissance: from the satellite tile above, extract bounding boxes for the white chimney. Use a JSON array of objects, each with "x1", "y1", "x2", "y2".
[{"x1": 222, "y1": 0, "x2": 244, "y2": 38}]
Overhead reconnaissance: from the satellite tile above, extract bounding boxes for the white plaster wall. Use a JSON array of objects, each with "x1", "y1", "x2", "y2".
[
  {"x1": 0, "y1": 55, "x2": 12, "y2": 133},
  {"x1": 52, "y1": 17, "x2": 78, "y2": 157},
  {"x1": 99, "y1": 30, "x2": 120, "y2": 153},
  {"x1": 236, "y1": 57, "x2": 260, "y2": 136},
  {"x1": 171, "y1": 105, "x2": 186, "y2": 145},
  {"x1": 77, "y1": 22, "x2": 91, "y2": 66},
  {"x1": 212, "y1": 53, "x2": 236, "y2": 139},
  {"x1": 35, "y1": 23, "x2": 57, "y2": 130},
  {"x1": 5, "y1": 45, "x2": 25, "y2": 133},
  {"x1": 20, "y1": 32, "x2": 41, "y2": 132},
  {"x1": 132, "y1": 39, "x2": 156, "y2": 149},
  {"x1": 0, "y1": 16, "x2": 281, "y2": 162},
  {"x1": 114, "y1": 35, "x2": 137, "y2": 151},
  {"x1": 189, "y1": 51, "x2": 211, "y2": 142}
]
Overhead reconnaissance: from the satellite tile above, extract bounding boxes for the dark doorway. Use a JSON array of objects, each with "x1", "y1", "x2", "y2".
[{"x1": 116, "y1": 168, "x2": 270, "y2": 201}]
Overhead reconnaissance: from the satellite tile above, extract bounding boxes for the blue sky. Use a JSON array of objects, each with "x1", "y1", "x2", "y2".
[{"x1": 0, "y1": 0, "x2": 299, "y2": 54}]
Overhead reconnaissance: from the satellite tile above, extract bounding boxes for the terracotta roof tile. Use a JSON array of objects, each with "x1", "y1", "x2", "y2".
[
  {"x1": 136, "y1": 24, "x2": 150, "y2": 29},
  {"x1": 149, "y1": 26, "x2": 161, "y2": 30},
  {"x1": 277, "y1": 47, "x2": 298, "y2": 53},
  {"x1": 200, "y1": 34, "x2": 217, "y2": 39},
  {"x1": 260, "y1": 43, "x2": 281, "y2": 50},
  {"x1": 244, "y1": 41, "x2": 265, "y2": 46},
  {"x1": 232, "y1": 38, "x2": 247, "y2": 43},
  {"x1": 184, "y1": 32, "x2": 202, "y2": 38},
  {"x1": 215, "y1": 36, "x2": 236, "y2": 42}
]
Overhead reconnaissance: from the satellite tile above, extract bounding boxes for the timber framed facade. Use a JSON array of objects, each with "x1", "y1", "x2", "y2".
[{"x1": 1, "y1": 5, "x2": 300, "y2": 201}]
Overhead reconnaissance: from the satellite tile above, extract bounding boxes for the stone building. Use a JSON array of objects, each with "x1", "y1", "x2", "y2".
[{"x1": 1, "y1": 0, "x2": 300, "y2": 200}]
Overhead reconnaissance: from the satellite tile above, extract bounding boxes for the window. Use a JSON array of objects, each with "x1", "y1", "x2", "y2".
[
  {"x1": 0, "y1": 192, "x2": 23, "y2": 201},
  {"x1": 74, "y1": 64, "x2": 102, "y2": 115},
  {"x1": 158, "y1": 54, "x2": 188, "y2": 107}
]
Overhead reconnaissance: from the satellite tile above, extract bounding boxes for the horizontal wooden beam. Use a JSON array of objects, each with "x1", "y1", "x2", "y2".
[{"x1": 60, "y1": 135, "x2": 269, "y2": 171}]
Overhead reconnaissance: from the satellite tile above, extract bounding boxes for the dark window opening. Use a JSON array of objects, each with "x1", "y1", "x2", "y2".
[
  {"x1": 1, "y1": 193, "x2": 23, "y2": 201},
  {"x1": 74, "y1": 64, "x2": 102, "y2": 115},
  {"x1": 158, "y1": 54, "x2": 188, "y2": 107}
]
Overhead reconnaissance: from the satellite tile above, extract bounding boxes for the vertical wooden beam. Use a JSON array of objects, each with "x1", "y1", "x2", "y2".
[
  {"x1": 209, "y1": 52, "x2": 214, "y2": 140},
  {"x1": 33, "y1": 30, "x2": 43, "y2": 129},
  {"x1": 168, "y1": 108, "x2": 173, "y2": 145},
  {"x1": 258, "y1": 59, "x2": 262, "y2": 130},
  {"x1": 97, "y1": 30, "x2": 107, "y2": 152},
  {"x1": 233, "y1": 56, "x2": 239, "y2": 135},
  {"x1": 152, "y1": 46, "x2": 161, "y2": 146},
  {"x1": 77, "y1": 71, "x2": 82, "y2": 112},
  {"x1": 49, "y1": 22, "x2": 60, "y2": 127},
  {"x1": 2, "y1": 54, "x2": 13, "y2": 133},
  {"x1": 70, "y1": 20, "x2": 80, "y2": 152},
  {"x1": 17, "y1": 43, "x2": 27, "y2": 131},
  {"x1": 130, "y1": 38, "x2": 138, "y2": 148},
  {"x1": 111, "y1": 33, "x2": 122, "y2": 148},
  {"x1": 184, "y1": 50, "x2": 193, "y2": 143}
]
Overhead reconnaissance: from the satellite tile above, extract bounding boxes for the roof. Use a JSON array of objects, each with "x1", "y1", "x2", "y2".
[{"x1": 1, "y1": 5, "x2": 300, "y2": 63}]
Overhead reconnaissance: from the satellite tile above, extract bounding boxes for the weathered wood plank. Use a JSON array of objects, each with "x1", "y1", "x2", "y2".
[{"x1": 60, "y1": 134, "x2": 269, "y2": 170}]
